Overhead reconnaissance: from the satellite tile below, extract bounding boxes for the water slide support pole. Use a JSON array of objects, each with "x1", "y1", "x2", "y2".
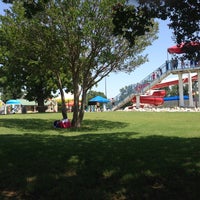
[
  {"x1": 188, "y1": 72, "x2": 194, "y2": 107},
  {"x1": 136, "y1": 95, "x2": 140, "y2": 109},
  {"x1": 198, "y1": 70, "x2": 200, "y2": 108},
  {"x1": 178, "y1": 73, "x2": 184, "y2": 107}
]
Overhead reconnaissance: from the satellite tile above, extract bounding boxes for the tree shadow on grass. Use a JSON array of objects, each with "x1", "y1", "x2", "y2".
[
  {"x1": 0, "y1": 118, "x2": 128, "y2": 132},
  {"x1": 80, "y1": 119, "x2": 128, "y2": 131},
  {"x1": 0, "y1": 133, "x2": 200, "y2": 200},
  {"x1": 0, "y1": 118, "x2": 53, "y2": 132}
]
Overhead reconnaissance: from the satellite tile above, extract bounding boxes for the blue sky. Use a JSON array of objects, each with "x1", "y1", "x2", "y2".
[
  {"x1": 94, "y1": 19, "x2": 175, "y2": 98},
  {"x1": 0, "y1": 1, "x2": 10, "y2": 14},
  {"x1": 0, "y1": 2, "x2": 175, "y2": 98}
]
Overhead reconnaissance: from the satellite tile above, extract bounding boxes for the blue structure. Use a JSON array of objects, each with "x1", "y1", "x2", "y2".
[
  {"x1": 89, "y1": 96, "x2": 110, "y2": 103},
  {"x1": 164, "y1": 96, "x2": 189, "y2": 101},
  {"x1": 6, "y1": 99, "x2": 21, "y2": 105}
]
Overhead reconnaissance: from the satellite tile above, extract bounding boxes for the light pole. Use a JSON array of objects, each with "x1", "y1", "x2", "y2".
[{"x1": 105, "y1": 77, "x2": 107, "y2": 98}]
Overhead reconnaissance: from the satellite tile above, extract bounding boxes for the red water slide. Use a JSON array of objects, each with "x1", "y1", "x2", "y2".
[
  {"x1": 132, "y1": 74, "x2": 197, "y2": 106},
  {"x1": 152, "y1": 75, "x2": 197, "y2": 89},
  {"x1": 132, "y1": 96, "x2": 164, "y2": 106},
  {"x1": 131, "y1": 90, "x2": 166, "y2": 106}
]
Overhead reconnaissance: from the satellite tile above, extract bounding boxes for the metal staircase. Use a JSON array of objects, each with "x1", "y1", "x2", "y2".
[{"x1": 112, "y1": 62, "x2": 171, "y2": 111}]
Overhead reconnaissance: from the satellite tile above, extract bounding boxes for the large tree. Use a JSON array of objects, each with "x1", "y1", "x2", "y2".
[
  {"x1": 0, "y1": 1, "x2": 71, "y2": 114},
  {"x1": 1, "y1": 0, "x2": 158, "y2": 127},
  {"x1": 44, "y1": 0, "x2": 158, "y2": 127},
  {"x1": 0, "y1": 4, "x2": 26, "y2": 101},
  {"x1": 0, "y1": 3, "x2": 52, "y2": 111}
]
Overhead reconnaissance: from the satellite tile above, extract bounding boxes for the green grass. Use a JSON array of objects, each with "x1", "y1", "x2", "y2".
[{"x1": 1, "y1": 111, "x2": 200, "y2": 199}]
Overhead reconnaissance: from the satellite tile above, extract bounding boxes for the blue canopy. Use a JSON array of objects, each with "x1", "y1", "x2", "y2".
[
  {"x1": 89, "y1": 96, "x2": 110, "y2": 103},
  {"x1": 6, "y1": 99, "x2": 21, "y2": 105},
  {"x1": 164, "y1": 96, "x2": 189, "y2": 101}
]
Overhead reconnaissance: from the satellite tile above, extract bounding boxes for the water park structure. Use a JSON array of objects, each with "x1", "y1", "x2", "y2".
[{"x1": 112, "y1": 42, "x2": 200, "y2": 110}]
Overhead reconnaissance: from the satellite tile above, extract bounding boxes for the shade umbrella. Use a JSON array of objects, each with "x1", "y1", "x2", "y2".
[
  {"x1": 168, "y1": 42, "x2": 200, "y2": 54},
  {"x1": 5, "y1": 99, "x2": 21, "y2": 114},
  {"x1": 167, "y1": 44, "x2": 185, "y2": 54},
  {"x1": 6, "y1": 99, "x2": 21, "y2": 105},
  {"x1": 89, "y1": 96, "x2": 110, "y2": 104},
  {"x1": 89, "y1": 96, "x2": 110, "y2": 111}
]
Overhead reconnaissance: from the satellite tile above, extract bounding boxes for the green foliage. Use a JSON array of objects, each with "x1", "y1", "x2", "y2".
[
  {"x1": 112, "y1": 0, "x2": 200, "y2": 56},
  {"x1": 0, "y1": 1, "x2": 70, "y2": 110},
  {"x1": 0, "y1": 0, "x2": 158, "y2": 126},
  {"x1": 137, "y1": 0, "x2": 200, "y2": 44},
  {"x1": 112, "y1": 3, "x2": 155, "y2": 46}
]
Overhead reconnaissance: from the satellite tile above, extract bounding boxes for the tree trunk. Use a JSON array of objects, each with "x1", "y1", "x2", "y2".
[
  {"x1": 71, "y1": 89, "x2": 81, "y2": 128},
  {"x1": 60, "y1": 88, "x2": 68, "y2": 119},
  {"x1": 56, "y1": 71, "x2": 68, "y2": 119},
  {"x1": 78, "y1": 89, "x2": 87, "y2": 124},
  {"x1": 71, "y1": 84, "x2": 87, "y2": 128},
  {"x1": 37, "y1": 97, "x2": 46, "y2": 113},
  {"x1": 71, "y1": 76, "x2": 82, "y2": 128}
]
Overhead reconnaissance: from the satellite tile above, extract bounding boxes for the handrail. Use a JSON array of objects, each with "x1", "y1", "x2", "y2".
[
  {"x1": 111, "y1": 63, "x2": 168, "y2": 110},
  {"x1": 111, "y1": 60, "x2": 200, "y2": 111}
]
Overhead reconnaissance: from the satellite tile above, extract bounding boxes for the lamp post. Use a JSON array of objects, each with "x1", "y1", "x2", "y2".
[{"x1": 105, "y1": 77, "x2": 107, "y2": 98}]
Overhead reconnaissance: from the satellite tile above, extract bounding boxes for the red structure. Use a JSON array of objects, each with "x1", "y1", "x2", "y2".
[
  {"x1": 131, "y1": 90, "x2": 166, "y2": 106},
  {"x1": 167, "y1": 41, "x2": 200, "y2": 54},
  {"x1": 131, "y1": 74, "x2": 198, "y2": 106}
]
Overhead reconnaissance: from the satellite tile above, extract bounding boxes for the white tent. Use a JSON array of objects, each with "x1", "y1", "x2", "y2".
[{"x1": 5, "y1": 99, "x2": 21, "y2": 114}]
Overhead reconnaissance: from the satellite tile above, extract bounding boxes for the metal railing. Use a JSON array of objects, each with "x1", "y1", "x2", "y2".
[{"x1": 111, "y1": 60, "x2": 200, "y2": 111}]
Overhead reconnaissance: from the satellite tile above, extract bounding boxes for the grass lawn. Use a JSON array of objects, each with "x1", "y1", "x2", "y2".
[{"x1": 1, "y1": 111, "x2": 200, "y2": 199}]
